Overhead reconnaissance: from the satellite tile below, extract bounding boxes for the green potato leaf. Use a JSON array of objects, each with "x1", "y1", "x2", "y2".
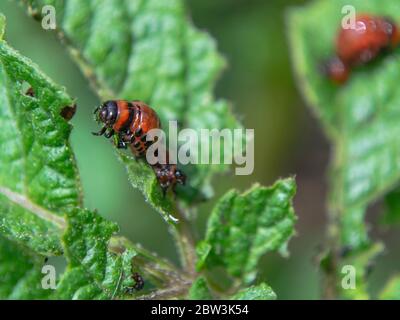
[
  {"x1": 55, "y1": 208, "x2": 138, "y2": 300},
  {"x1": 380, "y1": 275, "x2": 400, "y2": 300},
  {"x1": 0, "y1": 14, "x2": 169, "y2": 300},
  {"x1": 197, "y1": 178, "x2": 297, "y2": 284},
  {"x1": 188, "y1": 276, "x2": 213, "y2": 300},
  {"x1": 231, "y1": 283, "x2": 276, "y2": 300},
  {"x1": 0, "y1": 13, "x2": 79, "y2": 255},
  {"x1": 0, "y1": 236, "x2": 51, "y2": 299}
]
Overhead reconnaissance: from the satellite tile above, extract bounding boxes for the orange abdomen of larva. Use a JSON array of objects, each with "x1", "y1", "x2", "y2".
[
  {"x1": 336, "y1": 15, "x2": 393, "y2": 66},
  {"x1": 112, "y1": 100, "x2": 161, "y2": 134},
  {"x1": 129, "y1": 102, "x2": 161, "y2": 134}
]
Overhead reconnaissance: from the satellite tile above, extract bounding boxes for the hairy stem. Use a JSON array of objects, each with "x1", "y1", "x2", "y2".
[
  {"x1": 135, "y1": 280, "x2": 192, "y2": 300},
  {"x1": 109, "y1": 236, "x2": 190, "y2": 285},
  {"x1": 322, "y1": 208, "x2": 339, "y2": 299},
  {"x1": 109, "y1": 235, "x2": 195, "y2": 299}
]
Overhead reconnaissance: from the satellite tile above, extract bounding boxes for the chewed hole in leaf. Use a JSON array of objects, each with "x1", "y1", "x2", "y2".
[
  {"x1": 60, "y1": 104, "x2": 77, "y2": 121},
  {"x1": 20, "y1": 80, "x2": 35, "y2": 97}
]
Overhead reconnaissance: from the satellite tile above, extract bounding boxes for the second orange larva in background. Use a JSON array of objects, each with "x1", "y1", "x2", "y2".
[{"x1": 323, "y1": 14, "x2": 400, "y2": 84}]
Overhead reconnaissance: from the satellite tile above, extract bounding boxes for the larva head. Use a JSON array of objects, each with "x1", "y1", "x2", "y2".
[
  {"x1": 94, "y1": 100, "x2": 118, "y2": 128},
  {"x1": 321, "y1": 56, "x2": 350, "y2": 85}
]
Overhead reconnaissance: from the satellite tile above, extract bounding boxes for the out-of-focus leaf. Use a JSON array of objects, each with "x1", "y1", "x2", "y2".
[
  {"x1": 381, "y1": 188, "x2": 400, "y2": 225},
  {"x1": 289, "y1": 0, "x2": 400, "y2": 248},
  {"x1": 287, "y1": 0, "x2": 400, "y2": 299},
  {"x1": 0, "y1": 13, "x2": 79, "y2": 255},
  {"x1": 188, "y1": 276, "x2": 213, "y2": 300},
  {"x1": 22, "y1": 0, "x2": 242, "y2": 210},
  {"x1": 339, "y1": 242, "x2": 383, "y2": 299},
  {"x1": 288, "y1": 0, "x2": 400, "y2": 250},
  {"x1": 231, "y1": 283, "x2": 276, "y2": 300},
  {"x1": 197, "y1": 178, "x2": 297, "y2": 284},
  {"x1": 380, "y1": 275, "x2": 400, "y2": 300}
]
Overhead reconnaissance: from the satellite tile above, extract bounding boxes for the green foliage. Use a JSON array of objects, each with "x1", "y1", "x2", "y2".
[
  {"x1": 0, "y1": 12, "x2": 77, "y2": 255},
  {"x1": 231, "y1": 283, "x2": 276, "y2": 300},
  {"x1": 0, "y1": 1, "x2": 300, "y2": 300},
  {"x1": 117, "y1": 152, "x2": 176, "y2": 225},
  {"x1": 188, "y1": 276, "x2": 213, "y2": 300},
  {"x1": 0, "y1": 236, "x2": 50, "y2": 299},
  {"x1": 380, "y1": 275, "x2": 400, "y2": 299},
  {"x1": 0, "y1": 14, "x2": 69, "y2": 297},
  {"x1": 340, "y1": 242, "x2": 383, "y2": 300},
  {"x1": 0, "y1": 15, "x2": 144, "y2": 300},
  {"x1": 23, "y1": 0, "x2": 242, "y2": 208},
  {"x1": 288, "y1": 0, "x2": 400, "y2": 249},
  {"x1": 197, "y1": 178, "x2": 296, "y2": 284},
  {"x1": 288, "y1": 0, "x2": 400, "y2": 298},
  {"x1": 381, "y1": 188, "x2": 400, "y2": 225},
  {"x1": 56, "y1": 209, "x2": 137, "y2": 299}
]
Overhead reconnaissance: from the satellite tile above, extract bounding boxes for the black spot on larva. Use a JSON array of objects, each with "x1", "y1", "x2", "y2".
[{"x1": 135, "y1": 128, "x2": 143, "y2": 137}]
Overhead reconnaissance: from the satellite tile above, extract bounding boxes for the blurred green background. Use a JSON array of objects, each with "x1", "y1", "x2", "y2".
[{"x1": 1, "y1": 0, "x2": 399, "y2": 299}]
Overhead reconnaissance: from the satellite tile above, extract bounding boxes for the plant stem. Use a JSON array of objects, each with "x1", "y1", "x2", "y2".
[
  {"x1": 172, "y1": 204, "x2": 197, "y2": 278},
  {"x1": 322, "y1": 145, "x2": 343, "y2": 299},
  {"x1": 109, "y1": 235, "x2": 196, "y2": 299},
  {"x1": 135, "y1": 280, "x2": 192, "y2": 300},
  {"x1": 109, "y1": 236, "x2": 190, "y2": 287},
  {"x1": 322, "y1": 208, "x2": 339, "y2": 299}
]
